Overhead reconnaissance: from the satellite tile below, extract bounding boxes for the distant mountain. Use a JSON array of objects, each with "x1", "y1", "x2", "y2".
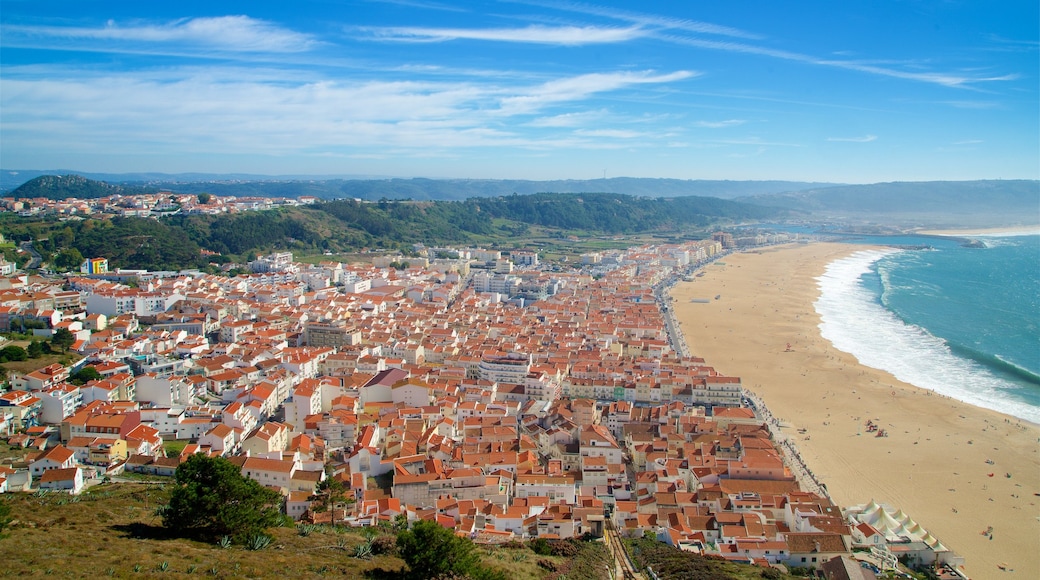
[
  {"x1": 9, "y1": 174, "x2": 158, "y2": 200},
  {"x1": 325, "y1": 177, "x2": 836, "y2": 201},
  {"x1": 746, "y1": 180, "x2": 1040, "y2": 226},
  {"x1": 0, "y1": 170, "x2": 388, "y2": 192},
  {"x1": 1, "y1": 170, "x2": 835, "y2": 200}
]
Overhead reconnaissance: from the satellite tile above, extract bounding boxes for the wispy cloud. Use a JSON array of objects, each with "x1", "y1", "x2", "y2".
[
  {"x1": 662, "y1": 35, "x2": 1013, "y2": 89},
  {"x1": 715, "y1": 137, "x2": 802, "y2": 147},
  {"x1": 367, "y1": 0, "x2": 470, "y2": 13},
  {"x1": 4, "y1": 16, "x2": 316, "y2": 53},
  {"x1": 522, "y1": 1, "x2": 761, "y2": 40},
  {"x1": 574, "y1": 128, "x2": 644, "y2": 138},
  {"x1": 952, "y1": 139, "x2": 983, "y2": 145},
  {"x1": 527, "y1": 110, "x2": 608, "y2": 127},
  {"x1": 827, "y1": 135, "x2": 877, "y2": 142},
  {"x1": 943, "y1": 100, "x2": 1000, "y2": 109},
  {"x1": 496, "y1": 70, "x2": 697, "y2": 115},
  {"x1": 695, "y1": 119, "x2": 746, "y2": 128},
  {"x1": 0, "y1": 66, "x2": 695, "y2": 156},
  {"x1": 361, "y1": 24, "x2": 645, "y2": 45}
]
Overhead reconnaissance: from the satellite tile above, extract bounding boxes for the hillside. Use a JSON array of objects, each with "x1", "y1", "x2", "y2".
[
  {"x1": 746, "y1": 180, "x2": 1039, "y2": 226},
  {"x1": 9, "y1": 174, "x2": 157, "y2": 200},
  {"x1": 0, "y1": 481, "x2": 794, "y2": 579},
  {"x1": 1, "y1": 192, "x2": 783, "y2": 270}
]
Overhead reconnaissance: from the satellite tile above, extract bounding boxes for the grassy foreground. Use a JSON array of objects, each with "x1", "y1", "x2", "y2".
[
  {"x1": 0, "y1": 483, "x2": 560, "y2": 579},
  {"x1": 0, "y1": 482, "x2": 798, "y2": 579}
]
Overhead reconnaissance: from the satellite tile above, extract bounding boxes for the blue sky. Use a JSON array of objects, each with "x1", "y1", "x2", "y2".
[{"x1": 1, "y1": 0, "x2": 1037, "y2": 182}]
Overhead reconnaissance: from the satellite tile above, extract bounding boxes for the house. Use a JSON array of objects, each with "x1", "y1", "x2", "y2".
[
  {"x1": 198, "y1": 423, "x2": 240, "y2": 456},
  {"x1": 38, "y1": 466, "x2": 84, "y2": 495},
  {"x1": 241, "y1": 421, "x2": 290, "y2": 457},
  {"x1": 30, "y1": 444, "x2": 76, "y2": 477},
  {"x1": 233, "y1": 456, "x2": 298, "y2": 494},
  {"x1": 286, "y1": 490, "x2": 312, "y2": 521},
  {"x1": 820, "y1": 555, "x2": 877, "y2": 580},
  {"x1": 784, "y1": 532, "x2": 850, "y2": 569}
]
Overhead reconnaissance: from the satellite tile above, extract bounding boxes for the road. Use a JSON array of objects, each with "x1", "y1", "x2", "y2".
[{"x1": 19, "y1": 241, "x2": 42, "y2": 269}]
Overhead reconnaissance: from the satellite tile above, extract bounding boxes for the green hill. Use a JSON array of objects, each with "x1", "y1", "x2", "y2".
[
  {"x1": 2, "y1": 191, "x2": 784, "y2": 270},
  {"x1": 10, "y1": 174, "x2": 157, "y2": 200}
]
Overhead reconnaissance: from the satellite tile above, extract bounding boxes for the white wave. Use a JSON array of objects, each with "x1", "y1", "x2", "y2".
[
  {"x1": 964, "y1": 229, "x2": 1040, "y2": 238},
  {"x1": 814, "y1": 249, "x2": 1040, "y2": 424}
]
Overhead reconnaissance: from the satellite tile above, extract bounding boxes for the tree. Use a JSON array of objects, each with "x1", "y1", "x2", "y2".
[
  {"x1": 26, "y1": 340, "x2": 43, "y2": 359},
  {"x1": 69, "y1": 366, "x2": 102, "y2": 385},
  {"x1": 0, "y1": 345, "x2": 27, "y2": 362},
  {"x1": 197, "y1": 192, "x2": 211, "y2": 204},
  {"x1": 51, "y1": 328, "x2": 75, "y2": 353},
  {"x1": 162, "y1": 454, "x2": 283, "y2": 543},
  {"x1": 396, "y1": 519, "x2": 485, "y2": 579},
  {"x1": 313, "y1": 466, "x2": 348, "y2": 525},
  {"x1": 53, "y1": 247, "x2": 84, "y2": 272}
]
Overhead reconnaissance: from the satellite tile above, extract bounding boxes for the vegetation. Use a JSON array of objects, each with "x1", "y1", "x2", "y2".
[
  {"x1": 1, "y1": 188, "x2": 778, "y2": 271},
  {"x1": 26, "y1": 340, "x2": 46, "y2": 358},
  {"x1": 463, "y1": 192, "x2": 776, "y2": 234},
  {"x1": 68, "y1": 366, "x2": 102, "y2": 385},
  {"x1": 51, "y1": 328, "x2": 75, "y2": 353},
  {"x1": 0, "y1": 482, "x2": 796, "y2": 579},
  {"x1": 312, "y1": 466, "x2": 349, "y2": 524},
  {"x1": 59, "y1": 175, "x2": 827, "y2": 201},
  {"x1": 625, "y1": 534, "x2": 799, "y2": 580},
  {"x1": 162, "y1": 454, "x2": 284, "y2": 544},
  {"x1": 0, "y1": 483, "x2": 561, "y2": 577},
  {"x1": 0, "y1": 343, "x2": 78, "y2": 376},
  {"x1": 396, "y1": 519, "x2": 505, "y2": 579},
  {"x1": 9, "y1": 174, "x2": 157, "y2": 200},
  {"x1": 0, "y1": 501, "x2": 11, "y2": 538},
  {"x1": 0, "y1": 345, "x2": 28, "y2": 362},
  {"x1": 52, "y1": 247, "x2": 84, "y2": 272}
]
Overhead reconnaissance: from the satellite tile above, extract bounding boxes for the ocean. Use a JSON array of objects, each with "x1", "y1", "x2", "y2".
[{"x1": 814, "y1": 233, "x2": 1040, "y2": 424}]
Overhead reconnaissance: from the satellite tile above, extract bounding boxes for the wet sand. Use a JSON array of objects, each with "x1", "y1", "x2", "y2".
[{"x1": 670, "y1": 242, "x2": 1040, "y2": 580}]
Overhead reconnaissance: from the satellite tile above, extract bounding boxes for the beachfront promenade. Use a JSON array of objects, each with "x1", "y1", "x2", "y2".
[
  {"x1": 658, "y1": 255, "x2": 830, "y2": 499},
  {"x1": 743, "y1": 391, "x2": 830, "y2": 498}
]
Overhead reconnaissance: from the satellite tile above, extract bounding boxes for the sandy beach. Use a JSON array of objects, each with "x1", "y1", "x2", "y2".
[{"x1": 669, "y1": 242, "x2": 1040, "y2": 580}]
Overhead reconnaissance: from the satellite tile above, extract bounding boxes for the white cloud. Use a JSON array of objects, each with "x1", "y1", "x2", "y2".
[
  {"x1": 827, "y1": 135, "x2": 878, "y2": 142},
  {"x1": 695, "y1": 119, "x2": 746, "y2": 128},
  {"x1": 0, "y1": 66, "x2": 695, "y2": 157},
  {"x1": 527, "y1": 2, "x2": 761, "y2": 40},
  {"x1": 362, "y1": 24, "x2": 645, "y2": 45},
  {"x1": 4, "y1": 16, "x2": 316, "y2": 53},
  {"x1": 497, "y1": 70, "x2": 696, "y2": 115},
  {"x1": 527, "y1": 110, "x2": 608, "y2": 127},
  {"x1": 662, "y1": 34, "x2": 1017, "y2": 89},
  {"x1": 574, "y1": 129, "x2": 644, "y2": 139},
  {"x1": 943, "y1": 100, "x2": 1000, "y2": 109}
]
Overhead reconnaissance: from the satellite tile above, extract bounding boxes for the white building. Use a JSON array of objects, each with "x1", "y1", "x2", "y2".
[{"x1": 85, "y1": 290, "x2": 183, "y2": 317}]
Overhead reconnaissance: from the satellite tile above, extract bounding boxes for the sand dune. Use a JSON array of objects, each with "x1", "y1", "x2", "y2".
[{"x1": 669, "y1": 242, "x2": 1040, "y2": 580}]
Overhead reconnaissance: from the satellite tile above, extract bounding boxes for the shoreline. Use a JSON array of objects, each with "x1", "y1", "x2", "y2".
[
  {"x1": 669, "y1": 242, "x2": 1040, "y2": 580},
  {"x1": 814, "y1": 248, "x2": 1040, "y2": 427},
  {"x1": 914, "y1": 226, "x2": 1040, "y2": 237}
]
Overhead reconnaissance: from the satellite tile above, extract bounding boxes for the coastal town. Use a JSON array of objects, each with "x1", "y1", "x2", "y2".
[{"x1": 0, "y1": 193, "x2": 970, "y2": 579}]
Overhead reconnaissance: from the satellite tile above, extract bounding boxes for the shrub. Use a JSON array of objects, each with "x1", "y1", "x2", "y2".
[{"x1": 370, "y1": 535, "x2": 397, "y2": 556}]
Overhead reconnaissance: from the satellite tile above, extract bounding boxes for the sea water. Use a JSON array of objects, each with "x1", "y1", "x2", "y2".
[{"x1": 814, "y1": 233, "x2": 1040, "y2": 424}]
